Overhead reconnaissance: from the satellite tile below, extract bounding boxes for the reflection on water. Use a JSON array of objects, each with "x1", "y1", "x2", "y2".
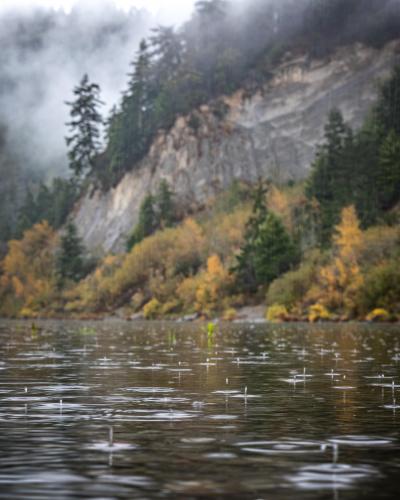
[{"x1": 0, "y1": 320, "x2": 400, "y2": 499}]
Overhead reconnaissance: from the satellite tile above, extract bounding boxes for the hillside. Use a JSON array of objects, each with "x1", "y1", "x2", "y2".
[
  {"x1": 74, "y1": 40, "x2": 400, "y2": 254},
  {"x1": 1, "y1": 0, "x2": 400, "y2": 322}
]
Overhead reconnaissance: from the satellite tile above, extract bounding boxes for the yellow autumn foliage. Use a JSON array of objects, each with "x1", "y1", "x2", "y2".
[
  {"x1": 66, "y1": 218, "x2": 206, "y2": 313},
  {"x1": 203, "y1": 205, "x2": 250, "y2": 263},
  {"x1": 266, "y1": 303, "x2": 289, "y2": 322},
  {"x1": 308, "y1": 303, "x2": 332, "y2": 322},
  {"x1": 177, "y1": 254, "x2": 233, "y2": 317},
  {"x1": 194, "y1": 254, "x2": 233, "y2": 316},
  {"x1": 0, "y1": 221, "x2": 58, "y2": 317},
  {"x1": 366, "y1": 308, "x2": 390, "y2": 322},
  {"x1": 143, "y1": 298, "x2": 162, "y2": 319},
  {"x1": 306, "y1": 206, "x2": 364, "y2": 316}
]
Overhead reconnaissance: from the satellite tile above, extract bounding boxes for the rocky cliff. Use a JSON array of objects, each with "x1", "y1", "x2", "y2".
[{"x1": 73, "y1": 41, "x2": 400, "y2": 255}]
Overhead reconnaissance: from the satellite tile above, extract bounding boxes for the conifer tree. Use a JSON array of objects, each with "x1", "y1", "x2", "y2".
[
  {"x1": 378, "y1": 130, "x2": 400, "y2": 210},
  {"x1": 65, "y1": 74, "x2": 104, "y2": 179},
  {"x1": 126, "y1": 194, "x2": 157, "y2": 250},
  {"x1": 234, "y1": 180, "x2": 297, "y2": 292},
  {"x1": 156, "y1": 180, "x2": 175, "y2": 229},
  {"x1": 375, "y1": 64, "x2": 400, "y2": 135},
  {"x1": 56, "y1": 222, "x2": 85, "y2": 285},
  {"x1": 253, "y1": 213, "x2": 298, "y2": 285},
  {"x1": 306, "y1": 109, "x2": 354, "y2": 244}
]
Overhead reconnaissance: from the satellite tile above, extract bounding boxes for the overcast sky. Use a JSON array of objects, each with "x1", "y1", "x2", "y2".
[{"x1": 0, "y1": 0, "x2": 196, "y2": 16}]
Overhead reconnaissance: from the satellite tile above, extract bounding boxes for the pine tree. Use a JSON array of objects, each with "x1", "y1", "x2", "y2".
[
  {"x1": 156, "y1": 180, "x2": 175, "y2": 229},
  {"x1": 56, "y1": 222, "x2": 86, "y2": 286},
  {"x1": 16, "y1": 188, "x2": 38, "y2": 238},
  {"x1": 126, "y1": 40, "x2": 154, "y2": 152},
  {"x1": 375, "y1": 64, "x2": 400, "y2": 136},
  {"x1": 253, "y1": 213, "x2": 298, "y2": 285},
  {"x1": 378, "y1": 130, "x2": 400, "y2": 210},
  {"x1": 306, "y1": 109, "x2": 354, "y2": 244},
  {"x1": 233, "y1": 180, "x2": 297, "y2": 292},
  {"x1": 233, "y1": 181, "x2": 269, "y2": 292},
  {"x1": 126, "y1": 194, "x2": 157, "y2": 250},
  {"x1": 65, "y1": 74, "x2": 104, "y2": 179},
  {"x1": 149, "y1": 26, "x2": 183, "y2": 84}
]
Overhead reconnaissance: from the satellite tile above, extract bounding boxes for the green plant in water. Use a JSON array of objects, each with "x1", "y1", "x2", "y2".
[{"x1": 78, "y1": 326, "x2": 97, "y2": 336}]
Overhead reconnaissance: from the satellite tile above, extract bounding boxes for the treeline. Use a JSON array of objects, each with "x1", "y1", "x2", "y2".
[
  {"x1": 66, "y1": 0, "x2": 400, "y2": 188},
  {"x1": 15, "y1": 179, "x2": 77, "y2": 238},
  {"x1": 4, "y1": 0, "x2": 400, "y2": 246},
  {"x1": 1, "y1": 63, "x2": 398, "y2": 320},
  {"x1": 306, "y1": 65, "x2": 400, "y2": 243}
]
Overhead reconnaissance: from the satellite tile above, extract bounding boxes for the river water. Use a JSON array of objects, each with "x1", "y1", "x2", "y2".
[{"x1": 0, "y1": 320, "x2": 399, "y2": 499}]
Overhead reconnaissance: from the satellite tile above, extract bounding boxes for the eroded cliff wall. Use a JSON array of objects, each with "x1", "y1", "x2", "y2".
[{"x1": 73, "y1": 41, "x2": 400, "y2": 254}]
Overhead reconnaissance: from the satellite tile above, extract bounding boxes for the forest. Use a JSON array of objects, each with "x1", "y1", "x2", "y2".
[{"x1": 0, "y1": 0, "x2": 400, "y2": 321}]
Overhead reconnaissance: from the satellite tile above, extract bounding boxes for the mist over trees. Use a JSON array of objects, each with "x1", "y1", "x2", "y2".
[
  {"x1": 1, "y1": 0, "x2": 400, "y2": 251},
  {"x1": 98, "y1": 0, "x2": 400, "y2": 188}
]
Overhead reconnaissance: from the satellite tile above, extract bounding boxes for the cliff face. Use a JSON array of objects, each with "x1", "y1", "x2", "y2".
[{"x1": 74, "y1": 41, "x2": 400, "y2": 255}]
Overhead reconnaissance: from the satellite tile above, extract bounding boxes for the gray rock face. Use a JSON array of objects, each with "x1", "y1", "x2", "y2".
[{"x1": 73, "y1": 41, "x2": 400, "y2": 255}]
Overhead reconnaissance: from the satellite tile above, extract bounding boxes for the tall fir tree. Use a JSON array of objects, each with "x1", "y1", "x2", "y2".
[
  {"x1": 233, "y1": 180, "x2": 269, "y2": 292},
  {"x1": 126, "y1": 193, "x2": 157, "y2": 250},
  {"x1": 65, "y1": 74, "x2": 104, "y2": 179},
  {"x1": 252, "y1": 212, "x2": 298, "y2": 285},
  {"x1": 56, "y1": 222, "x2": 86, "y2": 286},
  {"x1": 233, "y1": 181, "x2": 297, "y2": 292},
  {"x1": 306, "y1": 109, "x2": 354, "y2": 244},
  {"x1": 156, "y1": 180, "x2": 175, "y2": 229}
]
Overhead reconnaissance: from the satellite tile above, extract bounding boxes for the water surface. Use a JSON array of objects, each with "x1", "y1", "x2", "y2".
[{"x1": 0, "y1": 320, "x2": 399, "y2": 499}]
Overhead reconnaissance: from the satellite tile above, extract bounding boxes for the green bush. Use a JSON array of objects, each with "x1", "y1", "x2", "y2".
[
  {"x1": 266, "y1": 250, "x2": 323, "y2": 309},
  {"x1": 357, "y1": 258, "x2": 400, "y2": 315}
]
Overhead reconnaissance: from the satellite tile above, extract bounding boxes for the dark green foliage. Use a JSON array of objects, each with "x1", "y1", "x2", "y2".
[
  {"x1": 157, "y1": 180, "x2": 175, "y2": 229},
  {"x1": 233, "y1": 181, "x2": 298, "y2": 292},
  {"x1": 126, "y1": 180, "x2": 178, "y2": 250},
  {"x1": 306, "y1": 109, "x2": 354, "y2": 243},
  {"x1": 303, "y1": 0, "x2": 400, "y2": 56},
  {"x1": 306, "y1": 66, "x2": 400, "y2": 244},
  {"x1": 56, "y1": 222, "x2": 86, "y2": 286},
  {"x1": 213, "y1": 180, "x2": 252, "y2": 214},
  {"x1": 253, "y1": 212, "x2": 298, "y2": 285},
  {"x1": 378, "y1": 131, "x2": 400, "y2": 210},
  {"x1": 357, "y1": 258, "x2": 400, "y2": 315},
  {"x1": 65, "y1": 74, "x2": 104, "y2": 179},
  {"x1": 375, "y1": 65, "x2": 400, "y2": 135},
  {"x1": 126, "y1": 194, "x2": 157, "y2": 250},
  {"x1": 266, "y1": 250, "x2": 325, "y2": 309},
  {"x1": 93, "y1": 0, "x2": 400, "y2": 188},
  {"x1": 16, "y1": 178, "x2": 77, "y2": 238}
]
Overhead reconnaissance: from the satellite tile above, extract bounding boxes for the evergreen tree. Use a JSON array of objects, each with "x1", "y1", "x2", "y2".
[
  {"x1": 56, "y1": 222, "x2": 86, "y2": 285},
  {"x1": 233, "y1": 181, "x2": 297, "y2": 291},
  {"x1": 306, "y1": 109, "x2": 354, "y2": 244},
  {"x1": 378, "y1": 130, "x2": 400, "y2": 210},
  {"x1": 49, "y1": 178, "x2": 77, "y2": 229},
  {"x1": 125, "y1": 40, "x2": 154, "y2": 154},
  {"x1": 156, "y1": 180, "x2": 175, "y2": 229},
  {"x1": 253, "y1": 212, "x2": 298, "y2": 285},
  {"x1": 149, "y1": 26, "x2": 183, "y2": 84},
  {"x1": 375, "y1": 64, "x2": 400, "y2": 135},
  {"x1": 65, "y1": 74, "x2": 104, "y2": 179},
  {"x1": 16, "y1": 188, "x2": 38, "y2": 238},
  {"x1": 106, "y1": 41, "x2": 153, "y2": 184},
  {"x1": 232, "y1": 181, "x2": 269, "y2": 292},
  {"x1": 126, "y1": 194, "x2": 157, "y2": 250}
]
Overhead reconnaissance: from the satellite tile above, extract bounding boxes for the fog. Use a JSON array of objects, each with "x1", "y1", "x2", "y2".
[
  {"x1": 0, "y1": 0, "x2": 196, "y2": 177},
  {"x1": 1, "y1": 0, "x2": 399, "y2": 180}
]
